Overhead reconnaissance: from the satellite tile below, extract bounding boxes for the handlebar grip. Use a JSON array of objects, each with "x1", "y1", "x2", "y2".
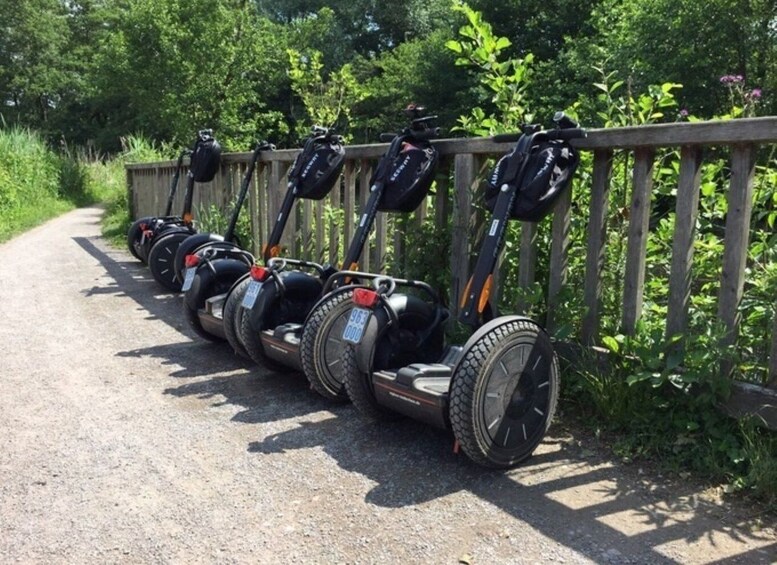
[
  {"x1": 492, "y1": 132, "x2": 522, "y2": 143},
  {"x1": 379, "y1": 133, "x2": 397, "y2": 142},
  {"x1": 547, "y1": 128, "x2": 587, "y2": 141}
]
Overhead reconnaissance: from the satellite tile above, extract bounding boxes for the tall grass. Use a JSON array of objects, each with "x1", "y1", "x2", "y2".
[
  {"x1": 0, "y1": 127, "x2": 169, "y2": 244},
  {"x1": 0, "y1": 128, "x2": 78, "y2": 241}
]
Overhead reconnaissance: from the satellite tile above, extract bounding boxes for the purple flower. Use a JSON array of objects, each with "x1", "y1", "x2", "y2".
[
  {"x1": 680, "y1": 108, "x2": 689, "y2": 117},
  {"x1": 750, "y1": 88, "x2": 762, "y2": 99},
  {"x1": 719, "y1": 74, "x2": 744, "y2": 85}
]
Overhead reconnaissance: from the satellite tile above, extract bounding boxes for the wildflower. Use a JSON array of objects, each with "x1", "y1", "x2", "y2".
[
  {"x1": 750, "y1": 88, "x2": 762, "y2": 99},
  {"x1": 680, "y1": 108, "x2": 689, "y2": 117}
]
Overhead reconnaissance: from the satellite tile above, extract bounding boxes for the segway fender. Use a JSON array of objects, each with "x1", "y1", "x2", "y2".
[
  {"x1": 354, "y1": 306, "x2": 393, "y2": 374},
  {"x1": 185, "y1": 258, "x2": 250, "y2": 310},
  {"x1": 245, "y1": 271, "x2": 323, "y2": 333}
]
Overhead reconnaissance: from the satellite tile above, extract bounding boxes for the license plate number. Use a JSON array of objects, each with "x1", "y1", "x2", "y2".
[
  {"x1": 241, "y1": 281, "x2": 263, "y2": 309},
  {"x1": 181, "y1": 267, "x2": 197, "y2": 292},
  {"x1": 342, "y1": 307, "x2": 371, "y2": 344}
]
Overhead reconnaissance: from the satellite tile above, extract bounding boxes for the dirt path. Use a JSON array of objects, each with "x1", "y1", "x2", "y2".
[{"x1": 0, "y1": 207, "x2": 775, "y2": 564}]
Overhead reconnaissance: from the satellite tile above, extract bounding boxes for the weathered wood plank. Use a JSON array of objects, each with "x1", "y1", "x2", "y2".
[
  {"x1": 516, "y1": 222, "x2": 538, "y2": 314},
  {"x1": 768, "y1": 313, "x2": 777, "y2": 389},
  {"x1": 343, "y1": 161, "x2": 356, "y2": 264},
  {"x1": 268, "y1": 161, "x2": 283, "y2": 253},
  {"x1": 249, "y1": 164, "x2": 262, "y2": 257},
  {"x1": 582, "y1": 150, "x2": 614, "y2": 345},
  {"x1": 359, "y1": 159, "x2": 372, "y2": 271},
  {"x1": 315, "y1": 200, "x2": 324, "y2": 264},
  {"x1": 329, "y1": 179, "x2": 341, "y2": 265},
  {"x1": 302, "y1": 198, "x2": 313, "y2": 261},
  {"x1": 717, "y1": 144, "x2": 757, "y2": 352},
  {"x1": 665, "y1": 146, "x2": 703, "y2": 348},
  {"x1": 622, "y1": 148, "x2": 656, "y2": 335},
  {"x1": 721, "y1": 381, "x2": 777, "y2": 430},
  {"x1": 451, "y1": 154, "x2": 476, "y2": 319},
  {"x1": 546, "y1": 182, "x2": 573, "y2": 333},
  {"x1": 126, "y1": 117, "x2": 777, "y2": 172}
]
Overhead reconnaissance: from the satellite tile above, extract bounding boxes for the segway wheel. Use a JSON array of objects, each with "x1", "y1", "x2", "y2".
[
  {"x1": 300, "y1": 290, "x2": 355, "y2": 402},
  {"x1": 449, "y1": 318, "x2": 559, "y2": 469},
  {"x1": 239, "y1": 295, "x2": 296, "y2": 372},
  {"x1": 342, "y1": 344, "x2": 401, "y2": 421},
  {"x1": 127, "y1": 217, "x2": 153, "y2": 262},
  {"x1": 223, "y1": 277, "x2": 251, "y2": 360},
  {"x1": 148, "y1": 231, "x2": 191, "y2": 292}
]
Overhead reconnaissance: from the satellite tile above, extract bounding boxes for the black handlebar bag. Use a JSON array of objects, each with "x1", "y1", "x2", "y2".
[
  {"x1": 189, "y1": 133, "x2": 222, "y2": 183},
  {"x1": 292, "y1": 140, "x2": 346, "y2": 200},
  {"x1": 485, "y1": 140, "x2": 579, "y2": 222},
  {"x1": 375, "y1": 142, "x2": 438, "y2": 212}
]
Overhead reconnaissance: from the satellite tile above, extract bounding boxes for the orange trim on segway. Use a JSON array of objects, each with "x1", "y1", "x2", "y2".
[{"x1": 477, "y1": 274, "x2": 494, "y2": 313}]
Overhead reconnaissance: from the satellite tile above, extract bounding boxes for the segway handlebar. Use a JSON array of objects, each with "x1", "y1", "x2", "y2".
[{"x1": 491, "y1": 127, "x2": 587, "y2": 143}]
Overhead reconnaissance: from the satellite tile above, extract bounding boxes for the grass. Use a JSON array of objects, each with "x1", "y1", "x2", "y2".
[{"x1": 0, "y1": 126, "x2": 168, "y2": 245}]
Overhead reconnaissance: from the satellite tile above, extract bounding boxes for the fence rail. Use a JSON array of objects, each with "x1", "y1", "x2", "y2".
[{"x1": 127, "y1": 117, "x2": 777, "y2": 427}]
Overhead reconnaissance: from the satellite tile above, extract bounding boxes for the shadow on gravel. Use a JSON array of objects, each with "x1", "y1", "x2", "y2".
[
  {"x1": 73, "y1": 235, "x2": 191, "y2": 329},
  {"x1": 247, "y1": 414, "x2": 777, "y2": 563},
  {"x1": 75, "y1": 236, "x2": 776, "y2": 563}
]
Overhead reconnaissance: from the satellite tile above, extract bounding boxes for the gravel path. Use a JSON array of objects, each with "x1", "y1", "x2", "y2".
[{"x1": 0, "y1": 207, "x2": 775, "y2": 564}]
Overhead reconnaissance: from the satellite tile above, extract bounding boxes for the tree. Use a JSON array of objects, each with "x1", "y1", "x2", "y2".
[{"x1": 0, "y1": 0, "x2": 71, "y2": 130}]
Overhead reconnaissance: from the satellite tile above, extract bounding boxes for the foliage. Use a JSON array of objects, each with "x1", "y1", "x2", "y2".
[
  {"x1": 445, "y1": 1, "x2": 534, "y2": 135},
  {"x1": 287, "y1": 46, "x2": 366, "y2": 139}
]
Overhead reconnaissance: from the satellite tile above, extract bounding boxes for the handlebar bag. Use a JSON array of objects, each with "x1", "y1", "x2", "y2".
[
  {"x1": 485, "y1": 140, "x2": 578, "y2": 222},
  {"x1": 376, "y1": 142, "x2": 438, "y2": 213},
  {"x1": 189, "y1": 134, "x2": 222, "y2": 183},
  {"x1": 292, "y1": 140, "x2": 346, "y2": 200}
]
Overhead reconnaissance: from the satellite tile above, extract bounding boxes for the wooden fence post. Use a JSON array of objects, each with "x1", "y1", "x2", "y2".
[
  {"x1": 546, "y1": 182, "x2": 573, "y2": 333},
  {"x1": 582, "y1": 150, "x2": 613, "y2": 345},
  {"x1": 718, "y1": 144, "x2": 757, "y2": 366},
  {"x1": 451, "y1": 154, "x2": 476, "y2": 320},
  {"x1": 622, "y1": 148, "x2": 656, "y2": 335},
  {"x1": 665, "y1": 146, "x2": 703, "y2": 353}
]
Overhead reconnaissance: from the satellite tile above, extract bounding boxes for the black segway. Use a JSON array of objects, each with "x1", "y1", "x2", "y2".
[
  {"x1": 339, "y1": 113, "x2": 584, "y2": 468},
  {"x1": 126, "y1": 148, "x2": 190, "y2": 263},
  {"x1": 147, "y1": 130, "x2": 222, "y2": 292},
  {"x1": 178, "y1": 128, "x2": 345, "y2": 356},
  {"x1": 239, "y1": 107, "x2": 441, "y2": 399}
]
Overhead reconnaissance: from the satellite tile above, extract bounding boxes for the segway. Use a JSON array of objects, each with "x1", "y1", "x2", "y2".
[
  {"x1": 126, "y1": 148, "x2": 189, "y2": 263},
  {"x1": 181, "y1": 128, "x2": 344, "y2": 355},
  {"x1": 240, "y1": 106, "x2": 441, "y2": 400},
  {"x1": 146, "y1": 130, "x2": 222, "y2": 292},
  {"x1": 339, "y1": 113, "x2": 584, "y2": 468}
]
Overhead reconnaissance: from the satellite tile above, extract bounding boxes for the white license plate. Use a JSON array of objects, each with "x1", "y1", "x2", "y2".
[
  {"x1": 241, "y1": 281, "x2": 263, "y2": 309},
  {"x1": 342, "y1": 307, "x2": 371, "y2": 344},
  {"x1": 181, "y1": 267, "x2": 197, "y2": 292}
]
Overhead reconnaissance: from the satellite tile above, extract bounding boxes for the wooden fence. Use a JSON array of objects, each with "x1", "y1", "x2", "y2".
[{"x1": 126, "y1": 117, "x2": 777, "y2": 426}]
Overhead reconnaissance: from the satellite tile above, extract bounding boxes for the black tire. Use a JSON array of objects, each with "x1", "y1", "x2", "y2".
[
  {"x1": 300, "y1": 290, "x2": 355, "y2": 402},
  {"x1": 173, "y1": 232, "x2": 225, "y2": 283},
  {"x1": 148, "y1": 231, "x2": 191, "y2": 292},
  {"x1": 449, "y1": 319, "x2": 559, "y2": 469},
  {"x1": 127, "y1": 217, "x2": 153, "y2": 262},
  {"x1": 223, "y1": 277, "x2": 251, "y2": 359},
  {"x1": 239, "y1": 292, "x2": 295, "y2": 372},
  {"x1": 182, "y1": 299, "x2": 224, "y2": 342},
  {"x1": 342, "y1": 344, "x2": 401, "y2": 421}
]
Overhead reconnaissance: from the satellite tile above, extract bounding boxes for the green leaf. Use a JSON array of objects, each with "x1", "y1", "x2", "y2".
[
  {"x1": 445, "y1": 40, "x2": 462, "y2": 54},
  {"x1": 601, "y1": 335, "x2": 620, "y2": 353},
  {"x1": 495, "y1": 37, "x2": 511, "y2": 50}
]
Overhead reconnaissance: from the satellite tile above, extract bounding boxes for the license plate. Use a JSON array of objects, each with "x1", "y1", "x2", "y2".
[
  {"x1": 241, "y1": 281, "x2": 263, "y2": 309},
  {"x1": 342, "y1": 307, "x2": 371, "y2": 344},
  {"x1": 181, "y1": 267, "x2": 197, "y2": 292}
]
